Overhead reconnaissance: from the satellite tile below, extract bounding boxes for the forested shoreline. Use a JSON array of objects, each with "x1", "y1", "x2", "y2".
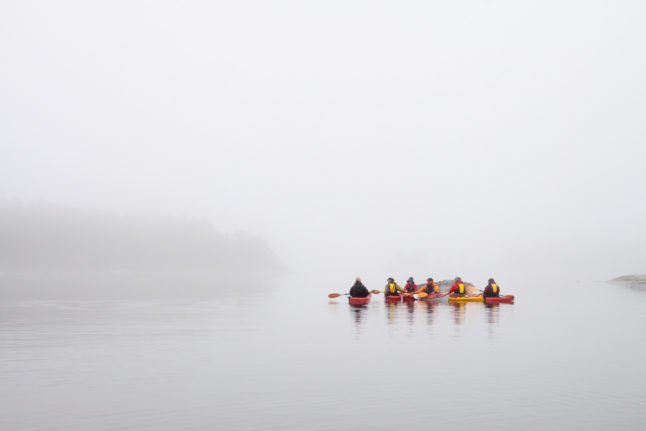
[{"x1": 0, "y1": 202, "x2": 282, "y2": 273}]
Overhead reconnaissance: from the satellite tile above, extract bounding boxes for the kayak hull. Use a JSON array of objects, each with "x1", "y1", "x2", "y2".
[
  {"x1": 485, "y1": 295, "x2": 514, "y2": 304},
  {"x1": 419, "y1": 292, "x2": 449, "y2": 301},
  {"x1": 348, "y1": 294, "x2": 371, "y2": 305},
  {"x1": 385, "y1": 294, "x2": 402, "y2": 303},
  {"x1": 448, "y1": 295, "x2": 483, "y2": 303}
]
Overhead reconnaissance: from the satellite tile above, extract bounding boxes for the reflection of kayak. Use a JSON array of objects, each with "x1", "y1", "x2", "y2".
[
  {"x1": 448, "y1": 295, "x2": 483, "y2": 303},
  {"x1": 485, "y1": 295, "x2": 514, "y2": 304},
  {"x1": 348, "y1": 294, "x2": 371, "y2": 305},
  {"x1": 385, "y1": 294, "x2": 402, "y2": 303}
]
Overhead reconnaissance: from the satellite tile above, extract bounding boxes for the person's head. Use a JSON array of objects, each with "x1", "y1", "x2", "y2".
[
  {"x1": 407, "y1": 277, "x2": 414, "y2": 283},
  {"x1": 455, "y1": 276, "x2": 462, "y2": 282},
  {"x1": 427, "y1": 277, "x2": 434, "y2": 283},
  {"x1": 488, "y1": 278, "x2": 495, "y2": 284},
  {"x1": 355, "y1": 277, "x2": 362, "y2": 283},
  {"x1": 387, "y1": 277, "x2": 394, "y2": 283}
]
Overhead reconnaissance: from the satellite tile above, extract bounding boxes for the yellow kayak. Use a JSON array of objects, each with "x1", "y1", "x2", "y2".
[{"x1": 448, "y1": 295, "x2": 483, "y2": 303}]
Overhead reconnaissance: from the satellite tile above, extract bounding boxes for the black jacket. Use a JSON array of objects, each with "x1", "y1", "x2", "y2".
[{"x1": 349, "y1": 281, "x2": 370, "y2": 298}]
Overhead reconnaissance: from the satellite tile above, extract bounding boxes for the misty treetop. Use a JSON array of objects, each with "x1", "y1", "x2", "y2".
[{"x1": 0, "y1": 202, "x2": 281, "y2": 272}]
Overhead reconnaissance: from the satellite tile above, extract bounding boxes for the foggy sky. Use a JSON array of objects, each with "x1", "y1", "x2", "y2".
[{"x1": 2, "y1": 1, "x2": 645, "y2": 279}]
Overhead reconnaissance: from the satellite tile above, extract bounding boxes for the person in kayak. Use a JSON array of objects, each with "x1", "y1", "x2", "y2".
[
  {"x1": 418, "y1": 277, "x2": 440, "y2": 294},
  {"x1": 448, "y1": 277, "x2": 467, "y2": 297},
  {"x1": 349, "y1": 277, "x2": 370, "y2": 298},
  {"x1": 482, "y1": 278, "x2": 500, "y2": 299},
  {"x1": 404, "y1": 277, "x2": 417, "y2": 293},
  {"x1": 384, "y1": 277, "x2": 404, "y2": 296}
]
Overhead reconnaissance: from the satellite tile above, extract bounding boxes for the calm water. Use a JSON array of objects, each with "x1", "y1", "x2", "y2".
[{"x1": 1, "y1": 274, "x2": 645, "y2": 430}]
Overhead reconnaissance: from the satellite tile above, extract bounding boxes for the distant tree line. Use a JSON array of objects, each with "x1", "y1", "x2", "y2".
[{"x1": 0, "y1": 202, "x2": 281, "y2": 273}]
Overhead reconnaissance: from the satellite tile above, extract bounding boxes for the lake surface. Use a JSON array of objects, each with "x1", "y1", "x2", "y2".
[{"x1": 1, "y1": 273, "x2": 645, "y2": 430}]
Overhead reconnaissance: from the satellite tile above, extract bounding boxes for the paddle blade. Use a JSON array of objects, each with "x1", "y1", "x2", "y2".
[{"x1": 328, "y1": 293, "x2": 343, "y2": 298}]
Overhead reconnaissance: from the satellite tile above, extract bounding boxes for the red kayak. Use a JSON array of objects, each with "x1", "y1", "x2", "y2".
[
  {"x1": 403, "y1": 293, "x2": 415, "y2": 302},
  {"x1": 348, "y1": 294, "x2": 371, "y2": 305},
  {"x1": 485, "y1": 295, "x2": 514, "y2": 304},
  {"x1": 385, "y1": 294, "x2": 402, "y2": 303}
]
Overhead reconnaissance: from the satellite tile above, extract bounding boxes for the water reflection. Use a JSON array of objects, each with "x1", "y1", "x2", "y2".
[
  {"x1": 405, "y1": 299, "x2": 416, "y2": 325},
  {"x1": 339, "y1": 296, "x2": 508, "y2": 333},
  {"x1": 420, "y1": 300, "x2": 438, "y2": 326},
  {"x1": 385, "y1": 301, "x2": 399, "y2": 324},
  {"x1": 484, "y1": 303, "x2": 499, "y2": 336},
  {"x1": 350, "y1": 305, "x2": 365, "y2": 325},
  {"x1": 450, "y1": 302, "x2": 466, "y2": 326}
]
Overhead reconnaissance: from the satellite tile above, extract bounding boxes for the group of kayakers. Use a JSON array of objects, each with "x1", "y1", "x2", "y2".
[
  {"x1": 390, "y1": 276, "x2": 441, "y2": 295},
  {"x1": 350, "y1": 276, "x2": 501, "y2": 299},
  {"x1": 447, "y1": 277, "x2": 501, "y2": 299}
]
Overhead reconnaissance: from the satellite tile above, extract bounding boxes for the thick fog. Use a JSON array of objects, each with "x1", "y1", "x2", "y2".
[{"x1": 2, "y1": 1, "x2": 645, "y2": 280}]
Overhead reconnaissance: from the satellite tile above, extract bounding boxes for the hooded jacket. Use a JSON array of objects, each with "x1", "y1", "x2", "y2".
[{"x1": 349, "y1": 280, "x2": 370, "y2": 298}]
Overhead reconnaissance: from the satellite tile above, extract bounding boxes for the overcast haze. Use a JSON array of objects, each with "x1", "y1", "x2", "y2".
[{"x1": 2, "y1": 1, "x2": 645, "y2": 278}]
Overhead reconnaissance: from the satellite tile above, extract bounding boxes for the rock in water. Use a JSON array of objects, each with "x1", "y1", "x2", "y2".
[{"x1": 609, "y1": 275, "x2": 646, "y2": 291}]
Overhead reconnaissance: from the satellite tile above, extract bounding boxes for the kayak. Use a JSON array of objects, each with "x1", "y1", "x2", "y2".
[
  {"x1": 418, "y1": 292, "x2": 449, "y2": 301},
  {"x1": 448, "y1": 295, "x2": 483, "y2": 303},
  {"x1": 349, "y1": 294, "x2": 371, "y2": 305},
  {"x1": 485, "y1": 295, "x2": 514, "y2": 304},
  {"x1": 402, "y1": 293, "x2": 415, "y2": 301},
  {"x1": 385, "y1": 294, "x2": 402, "y2": 303}
]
